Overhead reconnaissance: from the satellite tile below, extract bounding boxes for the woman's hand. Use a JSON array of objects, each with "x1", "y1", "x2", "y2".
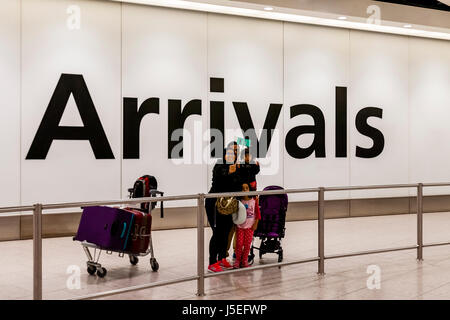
[{"x1": 229, "y1": 164, "x2": 237, "y2": 174}]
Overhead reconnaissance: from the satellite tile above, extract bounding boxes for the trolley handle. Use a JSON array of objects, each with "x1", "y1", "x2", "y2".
[{"x1": 80, "y1": 189, "x2": 165, "y2": 218}]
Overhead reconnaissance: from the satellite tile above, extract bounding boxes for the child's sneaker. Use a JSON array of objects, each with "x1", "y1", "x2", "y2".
[
  {"x1": 208, "y1": 262, "x2": 223, "y2": 273},
  {"x1": 219, "y1": 258, "x2": 233, "y2": 270}
]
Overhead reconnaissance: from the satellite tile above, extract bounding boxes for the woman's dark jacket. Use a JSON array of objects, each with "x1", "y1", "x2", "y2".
[{"x1": 209, "y1": 162, "x2": 243, "y2": 194}]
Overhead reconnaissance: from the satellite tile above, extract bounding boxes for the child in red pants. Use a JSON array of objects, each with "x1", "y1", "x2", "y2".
[{"x1": 234, "y1": 183, "x2": 260, "y2": 268}]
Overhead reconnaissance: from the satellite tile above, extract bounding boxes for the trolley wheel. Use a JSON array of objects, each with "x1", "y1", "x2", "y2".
[
  {"x1": 129, "y1": 256, "x2": 139, "y2": 265},
  {"x1": 150, "y1": 258, "x2": 159, "y2": 272},
  {"x1": 87, "y1": 265, "x2": 97, "y2": 276},
  {"x1": 96, "y1": 267, "x2": 107, "y2": 278},
  {"x1": 278, "y1": 250, "x2": 283, "y2": 263}
]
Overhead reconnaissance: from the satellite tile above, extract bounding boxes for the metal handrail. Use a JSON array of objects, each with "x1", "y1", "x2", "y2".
[
  {"x1": 324, "y1": 183, "x2": 417, "y2": 192},
  {"x1": 0, "y1": 205, "x2": 34, "y2": 214},
  {"x1": 0, "y1": 182, "x2": 436, "y2": 213},
  {"x1": 72, "y1": 275, "x2": 200, "y2": 300},
  {"x1": 422, "y1": 183, "x2": 450, "y2": 187},
  {"x1": 3, "y1": 182, "x2": 450, "y2": 300},
  {"x1": 39, "y1": 188, "x2": 319, "y2": 210},
  {"x1": 324, "y1": 245, "x2": 419, "y2": 260},
  {"x1": 41, "y1": 194, "x2": 200, "y2": 210}
]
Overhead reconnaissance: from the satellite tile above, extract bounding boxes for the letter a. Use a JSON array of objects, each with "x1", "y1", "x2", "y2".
[{"x1": 26, "y1": 74, "x2": 115, "y2": 159}]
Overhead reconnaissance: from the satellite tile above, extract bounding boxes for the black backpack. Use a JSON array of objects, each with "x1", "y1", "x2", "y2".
[{"x1": 128, "y1": 175, "x2": 164, "y2": 217}]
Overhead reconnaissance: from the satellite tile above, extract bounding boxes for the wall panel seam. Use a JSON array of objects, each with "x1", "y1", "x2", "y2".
[
  {"x1": 282, "y1": 20, "x2": 285, "y2": 189},
  {"x1": 19, "y1": 0, "x2": 23, "y2": 221},
  {"x1": 120, "y1": 1, "x2": 123, "y2": 200}
]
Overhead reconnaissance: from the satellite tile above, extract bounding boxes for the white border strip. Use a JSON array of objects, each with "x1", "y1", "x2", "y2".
[{"x1": 110, "y1": 0, "x2": 450, "y2": 41}]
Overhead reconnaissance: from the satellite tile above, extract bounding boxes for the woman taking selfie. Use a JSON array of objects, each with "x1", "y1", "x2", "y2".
[{"x1": 205, "y1": 147, "x2": 242, "y2": 272}]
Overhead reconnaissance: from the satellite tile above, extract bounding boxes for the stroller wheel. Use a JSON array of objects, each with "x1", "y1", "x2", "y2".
[
  {"x1": 259, "y1": 250, "x2": 264, "y2": 259},
  {"x1": 248, "y1": 253, "x2": 255, "y2": 265},
  {"x1": 96, "y1": 267, "x2": 107, "y2": 278},
  {"x1": 278, "y1": 250, "x2": 283, "y2": 263},
  {"x1": 150, "y1": 258, "x2": 159, "y2": 272}
]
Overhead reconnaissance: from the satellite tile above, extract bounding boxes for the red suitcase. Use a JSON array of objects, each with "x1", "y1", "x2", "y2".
[{"x1": 124, "y1": 208, "x2": 152, "y2": 254}]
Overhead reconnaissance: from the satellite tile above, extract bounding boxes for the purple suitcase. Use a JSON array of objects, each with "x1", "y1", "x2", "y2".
[{"x1": 74, "y1": 206, "x2": 135, "y2": 251}]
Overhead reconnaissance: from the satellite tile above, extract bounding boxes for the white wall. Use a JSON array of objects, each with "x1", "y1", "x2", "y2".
[
  {"x1": 122, "y1": 4, "x2": 207, "y2": 207},
  {"x1": 21, "y1": 0, "x2": 122, "y2": 207},
  {"x1": 409, "y1": 37, "x2": 450, "y2": 197},
  {"x1": 349, "y1": 31, "x2": 410, "y2": 199},
  {"x1": 207, "y1": 13, "x2": 284, "y2": 192},
  {"x1": 0, "y1": 0, "x2": 449, "y2": 210},
  {"x1": 283, "y1": 23, "x2": 350, "y2": 201},
  {"x1": 0, "y1": 0, "x2": 20, "y2": 208}
]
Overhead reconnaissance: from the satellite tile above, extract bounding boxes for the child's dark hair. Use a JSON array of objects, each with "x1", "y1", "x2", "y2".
[{"x1": 227, "y1": 141, "x2": 238, "y2": 149}]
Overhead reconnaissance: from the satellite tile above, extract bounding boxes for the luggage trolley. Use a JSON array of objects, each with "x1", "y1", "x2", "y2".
[{"x1": 75, "y1": 188, "x2": 164, "y2": 278}]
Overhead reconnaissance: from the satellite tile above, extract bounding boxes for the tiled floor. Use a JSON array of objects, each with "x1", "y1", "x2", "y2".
[{"x1": 2, "y1": 212, "x2": 450, "y2": 300}]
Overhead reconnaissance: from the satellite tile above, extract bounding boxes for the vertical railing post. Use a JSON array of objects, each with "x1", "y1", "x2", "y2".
[
  {"x1": 318, "y1": 187, "x2": 325, "y2": 275},
  {"x1": 33, "y1": 203, "x2": 43, "y2": 300},
  {"x1": 417, "y1": 183, "x2": 424, "y2": 261},
  {"x1": 197, "y1": 194, "x2": 205, "y2": 296}
]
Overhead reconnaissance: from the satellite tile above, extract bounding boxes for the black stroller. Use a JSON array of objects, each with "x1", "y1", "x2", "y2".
[{"x1": 250, "y1": 186, "x2": 288, "y2": 263}]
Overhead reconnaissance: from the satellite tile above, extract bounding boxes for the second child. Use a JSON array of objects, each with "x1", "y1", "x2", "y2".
[{"x1": 234, "y1": 183, "x2": 260, "y2": 268}]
